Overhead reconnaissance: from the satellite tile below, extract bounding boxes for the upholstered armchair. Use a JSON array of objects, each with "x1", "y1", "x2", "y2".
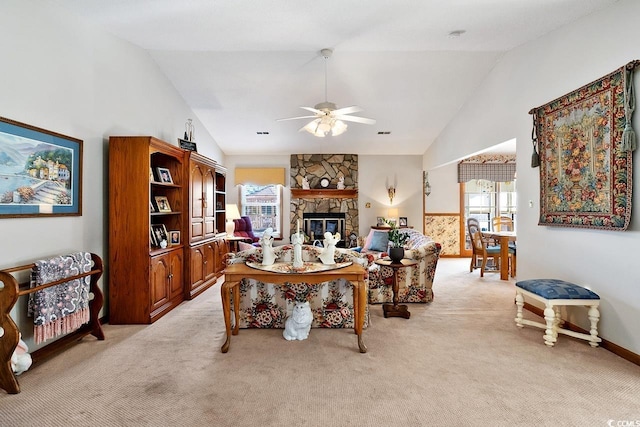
[
  {"x1": 361, "y1": 228, "x2": 442, "y2": 304},
  {"x1": 232, "y1": 215, "x2": 260, "y2": 242}
]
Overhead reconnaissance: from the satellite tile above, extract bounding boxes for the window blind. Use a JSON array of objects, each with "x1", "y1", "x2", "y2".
[
  {"x1": 234, "y1": 168, "x2": 286, "y2": 186},
  {"x1": 457, "y1": 163, "x2": 516, "y2": 183}
]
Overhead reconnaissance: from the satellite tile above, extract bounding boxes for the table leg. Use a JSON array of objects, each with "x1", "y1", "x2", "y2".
[
  {"x1": 232, "y1": 282, "x2": 240, "y2": 335},
  {"x1": 382, "y1": 266, "x2": 410, "y2": 319},
  {"x1": 220, "y1": 281, "x2": 231, "y2": 353},
  {"x1": 355, "y1": 279, "x2": 367, "y2": 353},
  {"x1": 499, "y1": 236, "x2": 509, "y2": 280}
]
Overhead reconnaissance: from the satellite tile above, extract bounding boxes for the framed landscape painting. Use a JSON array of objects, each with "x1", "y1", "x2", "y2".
[{"x1": 0, "y1": 117, "x2": 82, "y2": 217}]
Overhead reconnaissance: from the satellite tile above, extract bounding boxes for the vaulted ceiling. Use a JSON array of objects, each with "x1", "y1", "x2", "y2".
[{"x1": 53, "y1": 0, "x2": 618, "y2": 155}]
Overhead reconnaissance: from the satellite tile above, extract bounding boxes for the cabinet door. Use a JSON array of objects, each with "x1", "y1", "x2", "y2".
[
  {"x1": 203, "y1": 241, "x2": 216, "y2": 282},
  {"x1": 190, "y1": 162, "x2": 205, "y2": 242},
  {"x1": 150, "y1": 255, "x2": 170, "y2": 311},
  {"x1": 169, "y1": 249, "x2": 183, "y2": 299},
  {"x1": 214, "y1": 239, "x2": 229, "y2": 274},
  {"x1": 189, "y1": 245, "x2": 205, "y2": 291},
  {"x1": 203, "y1": 167, "x2": 216, "y2": 239}
]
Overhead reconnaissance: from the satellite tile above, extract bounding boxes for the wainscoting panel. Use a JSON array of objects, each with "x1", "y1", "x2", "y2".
[{"x1": 424, "y1": 214, "x2": 460, "y2": 257}]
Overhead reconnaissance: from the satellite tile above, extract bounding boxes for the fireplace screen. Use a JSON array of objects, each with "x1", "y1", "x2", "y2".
[{"x1": 303, "y1": 213, "x2": 346, "y2": 245}]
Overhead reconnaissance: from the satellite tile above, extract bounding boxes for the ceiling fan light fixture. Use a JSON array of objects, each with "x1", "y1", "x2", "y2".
[
  {"x1": 331, "y1": 120, "x2": 347, "y2": 136},
  {"x1": 279, "y1": 48, "x2": 375, "y2": 136}
]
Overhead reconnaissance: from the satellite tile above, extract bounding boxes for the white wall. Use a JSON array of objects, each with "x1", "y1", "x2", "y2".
[
  {"x1": 359, "y1": 155, "x2": 423, "y2": 230},
  {"x1": 0, "y1": 1, "x2": 224, "y2": 350},
  {"x1": 424, "y1": 162, "x2": 459, "y2": 214},
  {"x1": 226, "y1": 154, "x2": 424, "y2": 240},
  {"x1": 424, "y1": 0, "x2": 640, "y2": 354}
]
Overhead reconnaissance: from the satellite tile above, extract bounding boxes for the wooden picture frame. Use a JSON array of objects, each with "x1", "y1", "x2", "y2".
[
  {"x1": 399, "y1": 217, "x2": 408, "y2": 227},
  {"x1": 151, "y1": 224, "x2": 168, "y2": 247},
  {"x1": 169, "y1": 230, "x2": 180, "y2": 246},
  {"x1": 154, "y1": 196, "x2": 171, "y2": 212},
  {"x1": 156, "y1": 167, "x2": 173, "y2": 184},
  {"x1": 0, "y1": 116, "x2": 82, "y2": 217}
]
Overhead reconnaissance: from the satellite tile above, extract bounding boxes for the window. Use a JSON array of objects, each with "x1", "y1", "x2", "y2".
[
  {"x1": 462, "y1": 179, "x2": 517, "y2": 251},
  {"x1": 239, "y1": 184, "x2": 283, "y2": 238}
]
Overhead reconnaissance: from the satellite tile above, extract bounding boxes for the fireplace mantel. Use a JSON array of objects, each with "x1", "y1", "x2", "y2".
[{"x1": 291, "y1": 189, "x2": 358, "y2": 199}]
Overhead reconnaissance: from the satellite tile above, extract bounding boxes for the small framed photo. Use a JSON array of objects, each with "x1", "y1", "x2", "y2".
[
  {"x1": 154, "y1": 196, "x2": 171, "y2": 212},
  {"x1": 399, "y1": 217, "x2": 408, "y2": 227},
  {"x1": 169, "y1": 230, "x2": 180, "y2": 245},
  {"x1": 150, "y1": 200, "x2": 156, "y2": 213},
  {"x1": 156, "y1": 167, "x2": 173, "y2": 184},
  {"x1": 376, "y1": 217, "x2": 385, "y2": 226},
  {"x1": 151, "y1": 224, "x2": 168, "y2": 247}
]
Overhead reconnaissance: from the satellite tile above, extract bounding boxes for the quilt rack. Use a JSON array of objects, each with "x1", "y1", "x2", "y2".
[{"x1": 0, "y1": 253, "x2": 105, "y2": 394}]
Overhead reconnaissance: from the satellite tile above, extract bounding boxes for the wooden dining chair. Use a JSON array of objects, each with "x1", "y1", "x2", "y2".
[
  {"x1": 467, "y1": 218, "x2": 501, "y2": 277},
  {"x1": 491, "y1": 216, "x2": 517, "y2": 277},
  {"x1": 492, "y1": 216, "x2": 514, "y2": 231}
]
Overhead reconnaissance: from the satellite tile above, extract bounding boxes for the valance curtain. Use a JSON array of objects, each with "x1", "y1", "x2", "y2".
[
  {"x1": 457, "y1": 163, "x2": 516, "y2": 183},
  {"x1": 234, "y1": 168, "x2": 286, "y2": 186}
]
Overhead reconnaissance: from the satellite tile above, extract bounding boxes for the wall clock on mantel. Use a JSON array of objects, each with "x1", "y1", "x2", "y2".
[{"x1": 320, "y1": 178, "x2": 330, "y2": 188}]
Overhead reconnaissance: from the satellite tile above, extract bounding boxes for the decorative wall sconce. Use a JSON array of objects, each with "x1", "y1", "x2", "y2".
[
  {"x1": 387, "y1": 186, "x2": 396, "y2": 204},
  {"x1": 423, "y1": 171, "x2": 432, "y2": 197}
]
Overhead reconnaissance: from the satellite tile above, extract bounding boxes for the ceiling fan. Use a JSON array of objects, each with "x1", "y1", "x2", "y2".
[{"x1": 277, "y1": 48, "x2": 376, "y2": 137}]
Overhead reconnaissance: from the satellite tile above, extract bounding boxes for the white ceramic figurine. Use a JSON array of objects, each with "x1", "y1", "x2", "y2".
[
  {"x1": 319, "y1": 232, "x2": 340, "y2": 265},
  {"x1": 260, "y1": 227, "x2": 276, "y2": 266},
  {"x1": 291, "y1": 232, "x2": 304, "y2": 269},
  {"x1": 283, "y1": 301, "x2": 313, "y2": 341}
]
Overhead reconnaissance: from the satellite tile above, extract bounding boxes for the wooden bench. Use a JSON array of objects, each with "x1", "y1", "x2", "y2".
[
  {"x1": 0, "y1": 253, "x2": 104, "y2": 394},
  {"x1": 515, "y1": 279, "x2": 601, "y2": 348}
]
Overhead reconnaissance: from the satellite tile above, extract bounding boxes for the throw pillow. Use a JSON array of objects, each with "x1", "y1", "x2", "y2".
[
  {"x1": 368, "y1": 231, "x2": 389, "y2": 252},
  {"x1": 238, "y1": 241, "x2": 254, "y2": 252},
  {"x1": 363, "y1": 228, "x2": 389, "y2": 251}
]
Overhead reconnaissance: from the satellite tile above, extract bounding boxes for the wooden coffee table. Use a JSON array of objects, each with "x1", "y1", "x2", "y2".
[{"x1": 374, "y1": 258, "x2": 417, "y2": 319}]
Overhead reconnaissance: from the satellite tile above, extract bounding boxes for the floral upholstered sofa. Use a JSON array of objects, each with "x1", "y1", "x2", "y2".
[
  {"x1": 359, "y1": 228, "x2": 442, "y2": 304},
  {"x1": 225, "y1": 245, "x2": 371, "y2": 329}
]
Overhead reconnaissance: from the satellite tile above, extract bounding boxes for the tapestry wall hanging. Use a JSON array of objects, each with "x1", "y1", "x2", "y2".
[{"x1": 530, "y1": 61, "x2": 638, "y2": 231}]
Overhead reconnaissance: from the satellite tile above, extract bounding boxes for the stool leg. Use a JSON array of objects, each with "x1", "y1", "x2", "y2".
[
  {"x1": 553, "y1": 306, "x2": 562, "y2": 340},
  {"x1": 515, "y1": 291, "x2": 524, "y2": 327},
  {"x1": 588, "y1": 305, "x2": 601, "y2": 348},
  {"x1": 543, "y1": 304, "x2": 557, "y2": 347}
]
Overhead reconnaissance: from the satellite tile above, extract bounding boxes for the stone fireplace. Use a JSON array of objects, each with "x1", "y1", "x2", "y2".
[{"x1": 290, "y1": 154, "x2": 358, "y2": 242}]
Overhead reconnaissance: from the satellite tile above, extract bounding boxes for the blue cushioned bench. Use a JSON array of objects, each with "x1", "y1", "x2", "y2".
[{"x1": 515, "y1": 279, "x2": 601, "y2": 348}]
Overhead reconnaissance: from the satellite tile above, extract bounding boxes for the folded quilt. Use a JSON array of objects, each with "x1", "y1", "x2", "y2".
[{"x1": 28, "y1": 252, "x2": 92, "y2": 344}]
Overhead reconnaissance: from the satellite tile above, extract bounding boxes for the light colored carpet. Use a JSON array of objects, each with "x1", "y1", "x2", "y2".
[{"x1": 1, "y1": 258, "x2": 638, "y2": 426}]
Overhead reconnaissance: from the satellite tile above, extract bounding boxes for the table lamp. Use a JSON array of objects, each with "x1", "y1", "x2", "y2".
[
  {"x1": 387, "y1": 208, "x2": 399, "y2": 226},
  {"x1": 225, "y1": 204, "x2": 241, "y2": 236}
]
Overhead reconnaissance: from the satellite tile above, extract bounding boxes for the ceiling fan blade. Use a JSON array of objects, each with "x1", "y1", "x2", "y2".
[
  {"x1": 332, "y1": 105, "x2": 363, "y2": 115},
  {"x1": 276, "y1": 115, "x2": 318, "y2": 122},
  {"x1": 300, "y1": 106, "x2": 323, "y2": 114},
  {"x1": 334, "y1": 115, "x2": 376, "y2": 125}
]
